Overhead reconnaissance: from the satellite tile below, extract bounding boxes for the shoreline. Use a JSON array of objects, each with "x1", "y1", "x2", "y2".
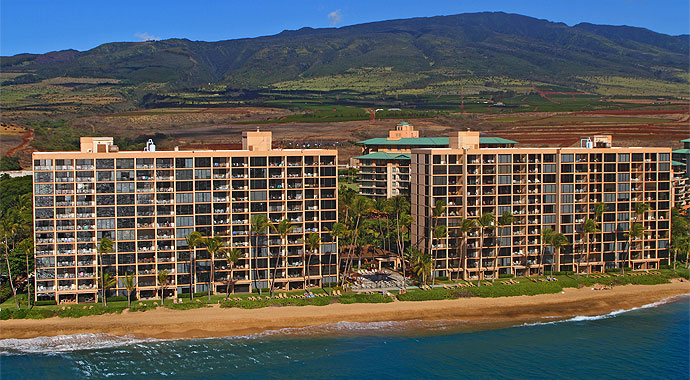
[{"x1": 1, "y1": 281, "x2": 688, "y2": 341}]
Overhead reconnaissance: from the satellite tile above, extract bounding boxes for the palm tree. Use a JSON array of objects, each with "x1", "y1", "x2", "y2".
[
  {"x1": 327, "y1": 222, "x2": 349, "y2": 294},
  {"x1": 185, "y1": 231, "x2": 202, "y2": 301},
  {"x1": 493, "y1": 212, "x2": 513, "y2": 283},
  {"x1": 202, "y1": 236, "x2": 224, "y2": 301},
  {"x1": 250, "y1": 215, "x2": 270, "y2": 295},
  {"x1": 1, "y1": 236, "x2": 19, "y2": 309},
  {"x1": 224, "y1": 247, "x2": 243, "y2": 297},
  {"x1": 431, "y1": 224, "x2": 447, "y2": 283},
  {"x1": 625, "y1": 222, "x2": 647, "y2": 272},
  {"x1": 22, "y1": 238, "x2": 33, "y2": 308},
  {"x1": 389, "y1": 196, "x2": 411, "y2": 277},
  {"x1": 99, "y1": 272, "x2": 116, "y2": 304},
  {"x1": 123, "y1": 273, "x2": 136, "y2": 308},
  {"x1": 580, "y1": 219, "x2": 599, "y2": 278},
  {"x1": 475, "y1": 213, "x2": 494, "y2": 287},
  {"x1": 634, "y1": 203, "x2": 650, "y2": 268},
  {"x1": 540, "y1": 228, "x2": 555, "y2": 276},
  {"x1": 97, "y1": 237, "x2": 114, "y2": 306},
  {"x1": 303, "y1": 232, "x2": 321, "y2": 289},
  {"x1": 548, "y1": 233, "x2": 568, "y2": 278},
  {"x1": 455, "y1": 218, "x2": 476, "y2": 281},
  {"x1": 427, "y1": 200, "x2": 447, "y2": 284},
  {"x1": 270, "y1": 218, "x2": 295, "y2": 297},
  {"x1": 406, "y1": 246, "x2": 431, "y2": 286},
  {"x1": 342, "y1": 196, "x2": 373, "y2": 284},
  {"x1": 157, "y1": 269, "x2": 169, "y2": 304}
]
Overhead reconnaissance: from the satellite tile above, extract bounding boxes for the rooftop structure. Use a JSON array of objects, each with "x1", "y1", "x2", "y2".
[
  {"x1": 356, "y1": 123, "x2": 518, "y2": 198},
  {"x1": 410, "y1": 133, "x2": 672, "y2": 280},
  {"x1": 32, "y1": 132, "x2": 338, "y2": 303}
]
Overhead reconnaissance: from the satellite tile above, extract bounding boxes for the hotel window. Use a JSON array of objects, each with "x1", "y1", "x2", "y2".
[
  {"x1": 604, "y1": 154, "x2": 616, "y2": 162},
  {"x1": 176, "y1": 193, "x2": 193, "y2": 204},
  {"x1": 176, "y1": 169, "x2": 193, "y2": 180},
  {"x1": 96, "y1": 159, "x2": 114, "y2": 169},
  {"x1": 659, "y1": 153, "x2": 670, "y2": 162},
  {"x1": 177, "y1": 181, "x2": 193, "y2": 192},
  {"x1": 116, "y1": 194, "x2": 135, "y2": 205},
  {"x1": 250, "y1": 157, "x2": 267, "y2": 167},
  {"x1": 618, "y1": 183, "x2": 630, "y2": 192},
  {"x1": 117, "y1": 230, "x2": 135, "y2": 240},
  {"x1": 176, "y1": 158, "x2": 193, "y2": 168},
  {"x1": 561, "y1": 184, "x2": 574, "y2": 193},
  {"x1": 195, "y1": 192, "x2": 211, "y2": 203},
  {"x1": 116, "y1": 158, "x2": 134, "y2": 169},
  {"x1": 96, "y1": 183, "x2": 115, "y2": 194},
  {"x1": 659, "y1": 163, "x2": 670, "y2": 171},
  {"x1": 543, "y1": 154, "x2": 556, "y2": 163},
  {"x1": 617, "y1": 173, "x2": 630, "y2": 182},
  {"x1": 604, "y1": 193, "x2": 616, "y2": 202},
  {"x1": 561, "y1": 154, "x2": 574, "y2": 163},
  {"x1": 35, "y1": 172, "x2": 53, "y2": 183},
  {"x1": 195, "y1": 169, "x2": 211, "y2": 179},
  {"x1": 543, "y1": 215, "x2": 556, "y2": 224},
  {"x1": 543, "y1": 194, "x2": 556, "y2": 203},
  {"x1": 97, "y1": 218, "x2": 115, "y2": 229},
  {"x1": 97, "y1": 171, "x2": 114, "y2": 182},
  {"x1": 617, "y1": 154, "x2": 629, "y2": 162},
  {"x1": 498, "y1": 154, "x2": 512, "y2": 163},
  {"x1": 561, "y1": 194, "x2": 574, "y2": 203},
  {"x1": 542, "y1": 184, "x2": 556, "y2": 193},
  {"x1": 561, "y1": 204, "x2": 573, "y2": 214},
  {"x1": 176, "y1": 216, "x2": 194, "y2": 227},
  {"x1": 195, "y1": 157, "x2": 211, "y2": 167},
  {"x1": 116, "y1": 183, "x2": 135, "y2": 193}
]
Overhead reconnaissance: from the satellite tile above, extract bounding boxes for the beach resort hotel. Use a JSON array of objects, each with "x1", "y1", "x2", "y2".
[
  {"x1": 356, "y1": 122, "x2": 517, "y2": 198},
  {"x1": 411, "y1": 131, "x2": 673, "y2": 280},
  {"x1": 31, "y1": 132, "x2": 338, "y2": 303}
]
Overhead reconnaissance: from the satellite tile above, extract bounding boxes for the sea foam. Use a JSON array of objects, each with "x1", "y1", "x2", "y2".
[
  {"x1": 0, "y1": 333, "x2": 157, "y2": 355},
  {"x1": 521, "y1": 293, "x2": 690, "y2": 327}
]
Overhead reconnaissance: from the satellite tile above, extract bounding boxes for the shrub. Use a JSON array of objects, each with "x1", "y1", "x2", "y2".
[
  {"x1": 106, "y1": 296, "x2": 127, "y2": 302},
  {"x1": 498, "y1": 273, "x2": 515, "y2": 278}
]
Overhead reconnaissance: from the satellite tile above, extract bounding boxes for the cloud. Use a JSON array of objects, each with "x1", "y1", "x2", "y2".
[
  {"x1": 134, "y1": 32, "x2": 161, "y2": 41},
  {"x1": 327, "y1": 9, "x2": 342, "y2": 26}
]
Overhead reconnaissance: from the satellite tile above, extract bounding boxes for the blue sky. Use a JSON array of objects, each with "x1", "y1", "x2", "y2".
[{"x1": 1, "y1": 0, "x2": 688, "y2": 56}]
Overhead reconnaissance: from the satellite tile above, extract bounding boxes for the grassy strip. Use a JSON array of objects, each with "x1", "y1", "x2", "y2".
[
  {"x1": 220, "y1": 293, "x2": 392, "y2": 309},
  {"x1": 397, "y1": 271, "x2": 681, "y2": 302},
  {"x1": 1, "y1": 270, "x2": 685, "y2": 319}
]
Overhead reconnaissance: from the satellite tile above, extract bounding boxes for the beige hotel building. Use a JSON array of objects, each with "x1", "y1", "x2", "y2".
[
  {"x1": 32, "y1": 132, "x2": 338, "y2": 303},
  {"x1": 411, "y1": 131, "x2": 673, "y2": 280}
]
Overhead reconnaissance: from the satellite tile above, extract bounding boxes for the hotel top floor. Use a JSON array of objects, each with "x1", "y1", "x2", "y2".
[
  {"x1": 357, "y1": 122, "x2": 518, "y2": 155},
  {"x1": 33, "y1": 131, "x2": 338, "y2": 166}
]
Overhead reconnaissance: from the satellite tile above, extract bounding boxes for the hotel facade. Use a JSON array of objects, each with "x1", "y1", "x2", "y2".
[
  {"x1": 356, "y1": 122, "x2": 517, "y2": 198},
  {"x1": 32, "y1": 132, "x2": 338, "y2": 303},
  {"x1": 411, "y1": 132, "x2": 673, "y2": 280}
]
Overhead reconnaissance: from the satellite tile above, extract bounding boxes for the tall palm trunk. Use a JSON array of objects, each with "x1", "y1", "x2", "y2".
[
  {"x1": 190, "y1": 248, "x2": 195, "y2": 301},
  {"x1": 269, "y1": 242, "x2": 285, "y2": 297},
  {"x1": 492, "y1": 229, "x2": 500, "y2": 283},
  {"x1": 456, "y1": 235, "x2": 466, "y2": 281},
  {"x1": 4, "y1": 235, "x2": 19, "y2": 309},
  {"x1": 477, "y1": 228, "x2": 484, "y2": 287},
  {"x1": 25, "y1": 246, "x2": 31, "y2": 308},
  {"x1": 303, "y1": 246, "x2": 308, "y2": 290},
  {"x1": 208, "y1": 255, "x2": 214, "y2": 302},
  {"x1": 99, "y1": 254, "x2": 106, "y2": 307}
]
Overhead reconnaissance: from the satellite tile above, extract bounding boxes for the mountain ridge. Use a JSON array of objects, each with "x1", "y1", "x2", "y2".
[{"x1": 2, "y1": 12, "x2": 688, "y2": 89}]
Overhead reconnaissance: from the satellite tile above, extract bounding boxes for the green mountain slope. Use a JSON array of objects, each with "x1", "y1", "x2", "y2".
[{"x1": 2, "y1": 12, "x2": 688, "y2": 89}]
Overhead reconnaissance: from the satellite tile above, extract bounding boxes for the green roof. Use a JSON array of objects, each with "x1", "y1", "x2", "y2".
[
  {"x1": 355, "y1": 152, "x2": 411, "y2": 161},
  {"x1": 480, "y1": 137, "x2": 520, "y2": 145},
  {"x1": 680, "y1": 138, "x2": 690, "y2": 143},
  {"x1": 672, "y1": 160, "x2": 686, "y2": 166},
  {"x1": 357, "y1": 136, "x2": 518, "y2": 146},
  {"x1": 673, "y1": 149, "x2": 690, "y2": 154}
]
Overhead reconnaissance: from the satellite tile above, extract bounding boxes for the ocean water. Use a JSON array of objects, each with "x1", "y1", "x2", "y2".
[{"x1": 1, "y1": 295, "x2": 688, "y2": 380}]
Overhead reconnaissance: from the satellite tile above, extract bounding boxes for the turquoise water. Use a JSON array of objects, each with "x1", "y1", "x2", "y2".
[{"x1": 1, "y1": 295, "x2": 688, "y2": 380}]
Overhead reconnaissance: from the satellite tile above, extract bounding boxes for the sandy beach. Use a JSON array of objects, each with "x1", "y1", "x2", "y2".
[{"x1": 1, "y1": 281, "x2": 688, "y2": 340}]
